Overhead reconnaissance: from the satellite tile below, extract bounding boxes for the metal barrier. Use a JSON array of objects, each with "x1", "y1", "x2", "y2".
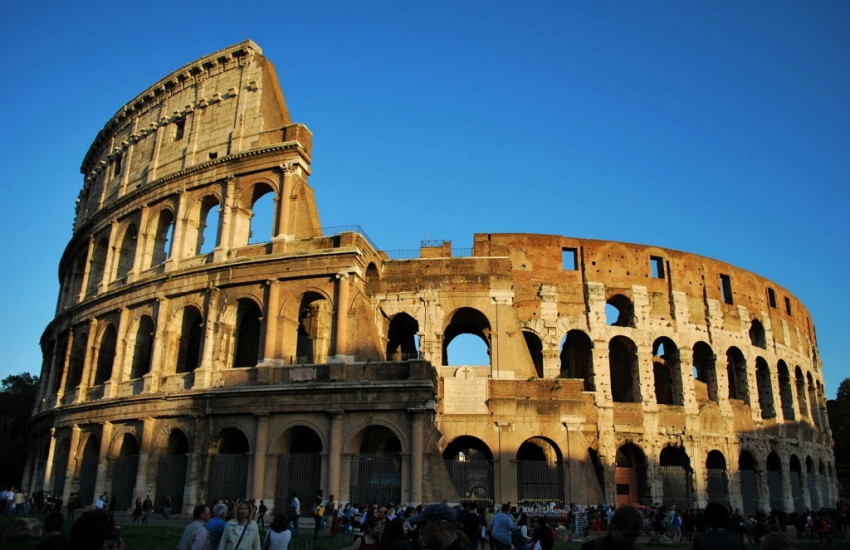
[{"x1": 517, "y1": 460, "x2": 564, "y2": 503}]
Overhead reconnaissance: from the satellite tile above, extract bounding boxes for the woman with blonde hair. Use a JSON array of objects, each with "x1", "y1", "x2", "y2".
[{"x1": 219, "y1": 501, "x2": 261, "y2": 550}]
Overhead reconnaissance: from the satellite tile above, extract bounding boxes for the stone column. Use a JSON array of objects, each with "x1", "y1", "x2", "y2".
[
  {"x1": 63, "y1": 425, "x2": 81, "y2": 501},
  {"x1": 102, "y1": 220, "x2": 120, "y2": 290},
  {"x1": 44, "y1": 427, "x2": 58, "y2": 493},
  {"x1": 275, "y1": 164, "x2": 294, "y2": 239},
  {"x1": 409, "y1": 409, "x2": 425, "y2": 505},
  {"x1": 262, "y1": 280, "x2": 280, "y2": 364},
  {"x1": 332, "y1": 273, "x2": 351, "y2": 361},
  {"x1": 93, "y1": 422, "x2": 113, "y2": 502},
  {"x1": 252, "y1": 415, "x2": 269, "y2": 499},
  {"x1": 78, "y1": 236, "x2": 96, "y2": 302},
  {"x1": 194, "y1": 288, "x2": 220, "y2": 389},
  {"x1": 77, "y1": 319, "x2": 100, "y2": 402},
  {"x1": 327, "y1": 411, "x2": 343, "y2": 500},
  {"x1": 133, "y1": 418, "x2": 156, "y2": 502},
  {"x1": 146, "y1": 297, "x2": 168, "y2": 393}
]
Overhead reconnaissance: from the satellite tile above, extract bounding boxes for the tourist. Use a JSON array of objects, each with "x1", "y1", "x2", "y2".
[
  {"x1": 132, "y1": 497, "x2": 143, "y2": 524},
  {"x1": 690, "y1": 502, "x2": 745, "y2": 550},
  {"x1": 408, "y1": 503, "x2": 468, "y2": 550},
  {"x1": 70, "y1": 509, "x2": 122, "y2": 550},
  {"x1": 288, "y1": 491, "x2": 300, "y2": 535},
  {"x1": 177, "y1": 504, "x2": 212, "y2": 550},
  {"x1": 36, "y1": 511, "x2": 71, "y2": 550},
  {"x1": 381, "y1": 516, "x2": 413, "y2": 550},
  {"x1": 142, "y1": 494, "x2": 153, "y2": 524},
  {"x1": 352, "y1": 517, "x2": 384, "y2": 550},
  {"x1": 257, "y1": 500, "x2": 267, "y2": 528},
  {"x1": 489, "y1": 504, "x2": 514, "y2": 550},
  {"x1": 264, "y1": 512, "x2": 293, "y2": 550},
  {"x1": 162, "y1": 495, "x2": 173, "y2": 520},
  {"x1": 207, "y1": 503, "x2": 228, "y2": 549},
  {"x1": 219, "y1": 501, "x2": 261, "y2": 550},
  {"x1": 580, "y1": 505, "x2": 643, "y2": 550}
]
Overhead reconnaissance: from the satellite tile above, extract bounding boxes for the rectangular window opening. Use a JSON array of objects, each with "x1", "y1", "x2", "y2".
[
  {"x1": 767, "y1": 287, "x2": 776, "y2": 308},
  {"x1": 650, "y1": 256, "x2": 665, "y2": 279},
  {"x1": 209, "y1": 152, "x2": 218, "y2": 160},
  {"x1": 562, "y1": 247, "x2": 577, "y2": 271},
  {"x1": 174, "y1": 118, "x2": 185, "y2": 141},
  {"x1": 720, "y1": 274, "x2": 733, "y2": 304},
  {"x1": 784, "y1": 297, "x2": 792, "y2": 315},
  {"x1": 113, "y1": 155, "x2": 122, "y2": 177}
]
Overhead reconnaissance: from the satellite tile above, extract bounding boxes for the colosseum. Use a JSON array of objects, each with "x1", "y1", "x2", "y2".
[{"x1": 25, "y1": 40, "x2": 836, "y2": 516}]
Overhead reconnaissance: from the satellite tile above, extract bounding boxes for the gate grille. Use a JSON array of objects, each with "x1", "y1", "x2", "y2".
[
  {"x1": 208, "y1": 454, "x2": 249, "y2": 503},
  {"x1": 790, "y1": 471, "x2": 804, "y2": 513},
  {"x1": 445, "y1": 457, "x2": 493, "y2": 504},
  {"x1": 111, "y1": 455, "x2": 139, "y2": 510},
  {"x1": 808, "y1": 475, "x2": 820, "y2": 510},
  {"x1": 820, "y1": 475, "x2": 829, "y2": 507},
  {"x1": 706, "y1": 469, "x2": 729, "y2": 505},
  {"x1": 767, "y1": 470, "x2": 785, "y2": 511},
  {"x1": 740, "y1": 470, "x2": 759, "y2": 516},
  {"x1": 660, "y1": 466, "x2": 693, "y2": 509},
  {"x1": 274, "y1": 453, "x2": 321, "y2": 514},
  {"x1": 350, "y1": 452, "x2": 401, "y2": 506},
  {"x1": 52, "y1": 455, "x2": 68, "y2": 497},
  {"x1": 78, "y1": 457, "x2": 98, "y2": 507},
  {"x1": 517, "y1": 460, "x2": 564, "y2": 504},
  {"x1": 155, "y1": 454, "x2": 187, "y2": 513}
]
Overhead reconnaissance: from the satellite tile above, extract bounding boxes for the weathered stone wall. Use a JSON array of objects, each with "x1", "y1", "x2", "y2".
[{"x1": 25, "y1": 41, "x2": 835, "y2": 515}]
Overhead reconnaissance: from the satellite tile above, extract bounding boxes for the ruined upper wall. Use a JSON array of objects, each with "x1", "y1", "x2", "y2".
[{"x1": 73, "y1": 40, "x2": 308, "y2": 232}]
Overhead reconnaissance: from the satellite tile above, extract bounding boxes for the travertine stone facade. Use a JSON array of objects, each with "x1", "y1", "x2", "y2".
[{"x1": 26, "y1": 41, "x2": 835, "y2": 516}]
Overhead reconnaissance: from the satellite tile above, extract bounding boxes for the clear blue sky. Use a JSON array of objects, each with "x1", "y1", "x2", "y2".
[{"x1": 1, "y1": 1, "x2": 847, "y2": 398}]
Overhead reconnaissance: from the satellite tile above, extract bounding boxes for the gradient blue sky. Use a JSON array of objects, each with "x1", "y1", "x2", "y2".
[{"x1": 1, "y1": 2, "x2": 847, "y2": 398}]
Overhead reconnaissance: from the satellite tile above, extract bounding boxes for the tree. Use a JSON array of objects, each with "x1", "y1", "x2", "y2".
[{"x1": 0, "y1": 372, "x2": 39, "y2": 488}]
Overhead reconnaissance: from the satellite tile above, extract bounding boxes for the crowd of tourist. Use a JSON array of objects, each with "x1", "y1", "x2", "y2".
[{"x1": 3, "y1": 482, "x2": 849, "y2": 550}]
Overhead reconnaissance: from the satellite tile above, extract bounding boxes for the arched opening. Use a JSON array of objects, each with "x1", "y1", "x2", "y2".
[
  {"x1": 130, "y1": 316, "x2": 154, "y2": 379},
  {"x1": 739, "y1": 451, "x2": 759, "y2": 515},
  {"x1": 156, "y1": 429, "x2": 189, "y2": 514},
  {"x1": 606, "y1": 294, "x2": 635, "y2": 327},
  {"x1": 365, "y1": 263, "x2": 381, "y2": 295},
  {"x1": 350, "y1": 426, "x2": 402, "y2": 506},
  {"x1": 806, "y1": 457, "x2": 820, "y2": 510},
  {"x1": 652, "y1": 337, "x2": 681, "y2": 405},
  {"x1": 86, "y1": 235, "x2": 109, "y2": 296},
  {"x1": 795, "y1": 367, "x2": 808, "y2": 419},
  {"x1": 726, "y1": 347, "x2": 749, "y2": 404},
  {"x1": 615, "y1": 444, "x2": 648, "y2": 507},
  {"x1": 443, "y1": 436, "x2": 494, "y2": 504},
  {"x1": 755, "y1": 357, "x2": 776, "y2": 419},
  {"x1": 749, "y1": 319, "x2": 767, "y2": 349},
  {"x1": 207, "y1": 428, "x2": 250, "y2": 503},
  {"x1": 559, "y1": 330, "x2": 594, "y2": 391},
  {"x1": 705, "y1": 450, "x2": 729, "y2": 505},
  {"x1": 94, "y1": 324, "x2": 117, "y2": 386},
  {"x1": 111, "y1": 433, "x2": 139, "y2": 510},
  {"x1": 766, "y1": 452, "x2": 785, "y2": 511},
  {"x1": 115, "y1": 223, "x2": 138, "y2": 280},
  {"x1": 386, "y1": 313, "x2": 419, "y2": 361},
  {"x1": 443, "y1": 308, "x2": 491, "y2": 367},
  {"x1": 659, "y1": 446, "x2": 693, "y2": 509},
  {"x1": 66, "y1": 325, "x2": 89, "y2": 391},
  {"x1": 295, "y1": 292, "x2": 332, "y2": 364},
  {"x1": 819, "y1": 461, "x2": 828, "y2": 509},
  {"x1": 778, "y1": 361, "x2": 795, "y2": 421},
  {"x1": 197, "y1": 196, "x2": 220, "y2": 255},
  {"x1": 275, "y1": 427, "x2": 322, "y2": 512},
  {"x1": 149, "y1": 209, "x2": 174, "y2": 267},
  {"x1": 516, "y1": 437, "x2": 564, "y2": 504},
  {"x1": 78, "y1": 436, "x2": 100, "y2": 507},
  {"x1": 789, "y1": 455, "x2": 804, "y2": 513},
  {"x1": 51, "y1": 438, "x2": 70, "y2": 497},
  {"x1": 692, "y1": 342, "x2": 718, "y2": 403},
  {"x1": 523, "y1": 330, "x2": 544, "y2": 378},
  {"x1": 609, "y1": 336, "x2": 639, "y2": 403},
  {"x1": 233, "y1": 299, "x2": 262, "y2": 368},
  {"x1": 248, "y1": 185, "x2": 275, "y2": 244},
  {"x1": 176, "y1": 307, "x2": 204, "y2": 373}
]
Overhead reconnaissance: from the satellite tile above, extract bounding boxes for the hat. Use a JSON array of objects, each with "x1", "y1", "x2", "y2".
[{"x1": 408, "y1": 503, "x2": 458, "y2": 525}]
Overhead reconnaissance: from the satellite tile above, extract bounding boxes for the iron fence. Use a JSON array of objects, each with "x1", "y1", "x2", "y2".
[
  {"x1": 706, "y1": 469, "x2": 729, "y2": 505},
  {"x1": 111, "y1": 455, "x2": 138, "y2": 510},
  {"x1": 659, "y1": 466, "x2": 693, "y2": 509},
  {"x1": 350, "y1": 452, "x2": 401, "y2": 506},
  {"x1": 767, "y1": 470, "x2": 785, "y2": 511},
  {"x1": 274, "y1": 453, "x2": 321, "y2": 515},
  {"x1": 740, "y1": 470, "x2": 760, "y2": 516},
  {"x1": 445, "y1": 457, "x2": 493, "y2": 504},
  {"x1": 155, "y1": 454, "x2": 187, "y2": 513},
  {"x1": 517, "y1": 460, "x2": 564, "y2": 503}
]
